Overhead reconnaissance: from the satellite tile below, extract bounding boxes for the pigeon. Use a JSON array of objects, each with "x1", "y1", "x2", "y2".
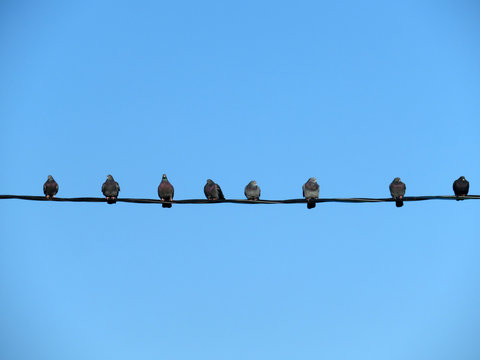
[
  {"x1": 43, "y1": 175, "x2": 58, "y2": 199},
  {"x1": 158, "y1": 174, "x2": 174, "y2": 208},
  {"x1": 389, "y1": 177, "x2": 406, "y2": 207},
  {"x1": 102, "y1": 174, "x2": 120, "y2": 204},
  {"x1": 244, "y1": 180, "x2": 260, "y2": 200},
  {"x1": 204, "y1": 179, "x2": 225, "y2": 200},
  {"x1": 302, "y1": 177, "x2": 319, "y2": 209},
  {"x1": 453, "y1": 176, "x2": 469, "y2": 199}
]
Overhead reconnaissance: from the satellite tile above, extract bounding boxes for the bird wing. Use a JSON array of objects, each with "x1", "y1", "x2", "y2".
[{"x1": 217, "y1": 184, "x2": 225, "y2": 200}]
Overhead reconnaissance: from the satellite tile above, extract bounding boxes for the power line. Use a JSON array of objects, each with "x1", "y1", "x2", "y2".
[{"x1": 0, "y1": 194, "x2": 479, "y2": 205}]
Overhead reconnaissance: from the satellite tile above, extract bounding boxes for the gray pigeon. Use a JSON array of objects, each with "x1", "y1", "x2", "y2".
[
  {"x1": 302, "y1": 177, "x2": 319, "y2": 209},
  {"x1": 204, "y1": 179, "x2": 225, "y2": 200},
  {"x1": 389, "y1": 177, "x2": 406, "y2": 207},
  {"x1": 43, "y1": 175, "x2": 58, "y2": 199},
  {"x1": 453, "y1": 176, "x2": 469, "y2": 199},
  {"x1": 158, "y1": 174, "x2": 174, "y2": 208},
  {"x1": 244, "y1": 180, "x2": 260, "y2": 200},
  {"x1": 102, "y1": 174, "x2": 120, "y2": 204}
]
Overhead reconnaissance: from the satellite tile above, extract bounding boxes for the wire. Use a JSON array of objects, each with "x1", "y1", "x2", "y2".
[{"x1": 0, "y1": 194, "x2": 479, "y2": 205}]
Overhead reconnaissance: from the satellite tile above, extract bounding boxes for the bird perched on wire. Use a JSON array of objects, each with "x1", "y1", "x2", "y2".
[
  {"x1": 453, "y1": 176, "x2": 469, "y2": 199},
  {"x1": 204, "y1": 179, "x2": 225, "y2": 200},
  {"x1": 43, "y1": 175, "x2": 58, "y2": 199},
  {"x1": 158, "y1": 174, "x2": 174, "y2": 208},
  {"x1": 302, "y1": 177, "x2": 319, "y2": 209},
  {"x1": 389, "y1": 177, "x2": 406, "y2": 207},
  {"x1": 102, "y1": 174, "x2": 120, "y2": 204},
  {"x1": 244, "y1": 180, "x2": 260, "y2": 200}
]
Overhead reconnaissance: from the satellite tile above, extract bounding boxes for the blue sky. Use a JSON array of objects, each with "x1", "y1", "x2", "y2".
[{"x1": 1, "y1": 1, "x2": 479, "y2": 359}]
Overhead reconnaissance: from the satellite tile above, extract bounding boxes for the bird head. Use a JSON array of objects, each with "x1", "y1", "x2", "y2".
[
  {"x1": 47, "y1": 175, "x2": 54, "y2": 181},
  {"x1": 107, "y1": 174, "x2": 114, "y2": 180}
]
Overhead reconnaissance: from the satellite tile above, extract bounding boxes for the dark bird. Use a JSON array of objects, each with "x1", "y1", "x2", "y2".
[
  {"x1": 244, "y1": 180, "x2": 260, "y2": 200},
  {"x1": 204, "y1": 179, "x2": 225, "y2": 200},
  {"x1": 453, "y1": 176, "x2": 469, "y2": 199},
  {"x1": 302, "y1": 177, "x2": 319, "y2": 209},
  {"x1": 158, "y1": 174, "x2": 174, "y2": 208},
  {"x1": 389, "y1": 177, "x2": 406, "y2": 207},
  {"x1": 43, "y1": 175, "x2": 58, "y2": 199},
  {"x1": 102, "y1": 174, "x2": 120, "y2": 204}
]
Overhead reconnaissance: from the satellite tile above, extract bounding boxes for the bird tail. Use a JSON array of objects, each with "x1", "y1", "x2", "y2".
[
  {"x1": 162, "y1": 203, "x2": 172, "y2": 208},
  {"x1": 107, "y1": 197, "x2": 117, "y2": 204},
  {"x1": 395, "y1": 200, "x2": 403, "y2": 207},
  {"x1": 307, "y1": 199, "x2": 316, "y2": 209}
]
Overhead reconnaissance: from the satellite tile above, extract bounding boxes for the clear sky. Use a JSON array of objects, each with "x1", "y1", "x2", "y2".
[{"x1": 1, "y1": 1, "x2": 479, "y2": 359}]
